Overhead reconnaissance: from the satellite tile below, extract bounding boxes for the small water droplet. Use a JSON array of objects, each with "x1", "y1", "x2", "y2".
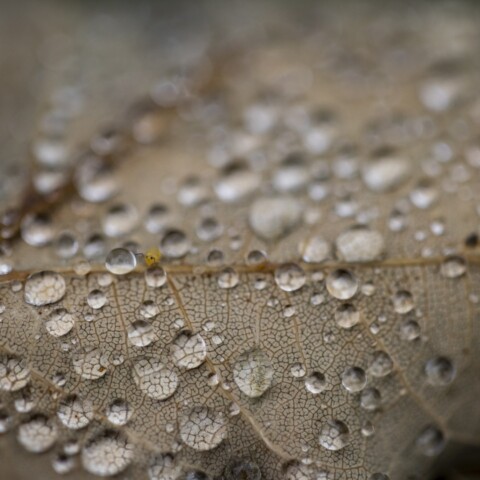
[
  {"x1": 318, "y1": 419, "x2": 350, "y2": 451},
  {"x1": 105, "y1": 248, "x2": 137, "y2": 275},
  {"x1": 326, "y1": 269, "x2": 358, "y2": 300},
  {"x1": 274, "y1": 263, "x2": 306, "y2": 292}
]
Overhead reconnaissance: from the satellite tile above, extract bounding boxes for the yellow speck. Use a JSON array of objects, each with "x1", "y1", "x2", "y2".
[{"x1": 145, "y1": 247, "x2": 162, "y2": 266}]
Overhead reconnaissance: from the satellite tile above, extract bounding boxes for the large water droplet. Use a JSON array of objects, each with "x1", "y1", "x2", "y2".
[
  {"x1": 87, "y1": 289, "x2": 107, "y2": 310},
  {"x1": 335, "y1": 303, "x2": 360, "y2": 329},
  {"x1": 57, "y1": 394, "x2": 94, "y2": 429},
  {"x1": 425, "y1": 356, "x2": 456, "y2": 386},
  {"x1": 274, "y1": 263, "x2": 306, "y2": 292},
  {"x1": 128, "y1": 320, "x2": 156, "y2": 347},
  {"x1": 440, "y1": 255, "x2": 466, "y2": 278},
  {"x1": 233, "y1": 349, "x2": 274, "y2": 398},
  {"x1": 73, "y1": 349, "x2": 109, "y2": 380},
  {"x1": 298, "y1": 236, "x2": 330, "y2": 263},
  {"x1": 305, "y1": 372, "x2": 327, "y2": 394},
  {"x1": 318, "y1": 419, "x2": 350, "y2": 451},
  {"x1": 326, "y1": 269, "x2": 358, "y2": 300},
  {"x1": 171, "y1": 332, "x2": 207, "y2": 370},
  {"x1": 341, "y1": 366, "x2": 367, "y2": 392},
  {"x1": 82, "y1": 431, "x2": 134, "y2": 477},
  {"x1": 179, "y1": 407, "x2": 227, "y2": 451},
  {"x1": 217, "y1": 268, "x2": 239, "y2": 289},
  {"x1": 145, "y1": 266, "x2": 167, "y2": 288},
  {"x1": 362, "y1": 156, "x2": 411, "y2": 192},
  {"x1": 45, "y1": 308, "x2": 75, "y2": 337},
  {"x1": 17, "y1": 415, "x2": 58, "y2": 453},
  {"x1": 160, "y1": 229, "x2": 190, "y2": 258},
  {"x1": 249, "y1": 196, "x2": 302, "y2": 240},
  {"x1": 105, "y1": 248, "x2": 137, "y2": 275},
  {"x1": 132, "y1": 357, "x2": 178, "y2": 400},
  {"x1": 106, "y1": 399, "x2": 133, "y2": 426},
  {"x1": 24, "y1": 271, "x2": 66, "y2": 306},
  {"x1": 0, "y1": 355, "x2": 30, "y2": 391},
  {"x1": 335, "y1": 227, "x2": 385, "y2": 262}
]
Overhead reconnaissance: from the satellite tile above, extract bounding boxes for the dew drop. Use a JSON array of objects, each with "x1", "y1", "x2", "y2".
[
  {"x1": 215, "y1": 163, "x2": 261, "y2": 203},
  {"x1": 82, "y1": 431, "x2": 134, "y2": 477},
  {"x1": 362, "y1": 156, "x2": 411, "y2": 192},
  {"x1": 298, "y1": 236, "x2": 330, "y2": 263},
  {"x1": 425, "y1": 356, "x2": 456, "y2": 386},
  {"x1": 46, "y1": 308, "x2": 75, "y2": 337},
  {"x1": 132, "y1": 357, "x2": 178, "y2": 400},
  {"x1": 57, "y1": 395, "x2": 94, "y2": 429},
  {"x1": 369, "y1": 351, "x2": 393, "y2": 377},
  {"x1": 318, "y1": 419, "x2": 350, "y2": 451},
  {"x1": 360, "y1": 387, "x2": 382, "y2": 411},
  {"x1": 87, "y1": 289, "x2": 107, "y2": 310},
  {"x1": 341, "y1": 366, "x2": 367, "y2": 393},
  {"x1": 17, "y1": 415, "x2": 58, "y2": 453},
  {"x1": 249, "y1": 196, "x2": 302, "y2": 240},
  {"x1": 103, "y1": 203, "x2": 138, "y2": 237},
  {"x1": 326, "y1": 269, "x2": 358, "y2": 300},
  {"x1": 274, "y1": 263, "x2": 306, "y2": 292},
  {"x1": 24, "y1": 271, "x2": 66, "y2": 306},
  {"x1": 217, "y1": 268, "x2": 239, "y2": 289},
  {"x1": 179, "y1": 407, "x2": 227, "y2": 451},
  {"x1": 305, "y1": 372, "x2": 327, "y2": 394},
  {"x1": 171, "y1": 332, "x2": 207, "y2": 370},
  {"x1": 105, "y1": 248, "x2": 137, "y2": 275},
  {"x1": 335, "y1": 227, "x2": 385, "y2": 262},
  {"x1": 335, "y1": 303, "x2": 360, "y2": 329},
  {"x1": 0, "y1": 355, "x2": 30, "y2": 391},
  {"x1": 440, "y1": 255, "x2": 466, "y2": 278},
  {"x1": 415, "y1": 425, "x2": 445, "y2": 457},
  {"x1": 128, "y1": 320, "x2": 156, "y2": 347},
  {"x1": 21, "y1": 213, "x2": 54, "y2": 247},
  {"x1": 145, "y1": 266, "x2": 167, "y2": 288},
  {"x1": 72, "y1": 349, "x2": 108, "y2": 380},
  {"x1": 161, "y1": 229, "x2": 190, "y2": 258},
  {"x1": 232, "y1": 349, "x2": 273, "y2": 398},
  {"x1": 392, "y1": 290, "x2": 415, "y2": 314},
  {"x1": 106, "y1": 399, "x2": 133, "y2": 426}
]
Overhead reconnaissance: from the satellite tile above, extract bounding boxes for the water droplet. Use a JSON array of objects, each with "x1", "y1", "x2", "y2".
[
  {"x1": 52, "y1": 453, "x2": 76, "y2": 474},
  {"x1": 24, "y1": 271, "x2": 66, "y2": 306},
  {"x1": 400, "y1": 319, "x2": 421, "y2": 341},
  {"x1": 249, "y1": 196, "x2": 302, "y2": 240},
  {"x1": 171, "y1": 332, "x2": 207, "y2": 370},
  {"x1": 0, "y1": 355, "x2": 30, "y2": 391},
  {"x1": 326, "y1": 269, "x2": 358, "y2": 300},
  {"x1": 160, "y1": 229, "x2": 190, "y2": 258},
  {"x1": 196, "y1": 217, "x2": 223, "y2": 242},
  {"x1": 75, "y1": 156, "x2": 118, "y2": 203},
  {"x1": 132, "y1": 357, "x2": 178, "y2": 400},
  {"x1": 299, "y1": 236, "x2": 330, "y2": 263},
  {"x1": 87, "y1": 289, "x2": 107, "y2": 310},
  {"x1": 148, "y1": 453, "x2": 180, "y2": 480},
  {"x1": 305, "y1": 372, "x2": 326, "y2": 394},
  {"x1": 318, "y1": 419, "x2": 350, "y2": 451},
  {"x1": 128, "y1": 320, "x2": 156, "y2": 347},
  {"x1": 17, "y1": 415, "x2": 58, "y2": 453},
  {"x1": 370, "y1": 473, "x2": 390, "y2": 480},
  {"x1": 291, "y1": 362, "x2": 306, "y2": 378},
  {"x1": 145, "y1": 203, "x2": 170, "y2": 234},
  {"x1": 72, "y1": 349, "x2": 108, "y2": 380},
  {"x1": 21, "y1": 213, "x2": 54, "y2": 247},
  {"x1": 440, "y1": 255, "x2": 466, "y2": 278},
  {"x1": 274, "y1": 263, "x2": 306, "y2": 292},
  {"x1": 215, "y1": 163, "x2": 261, "y2": 203},
  {"x1": 46, "y1": 308, "x2": 75, "y2": 337},
  {"x1": 425, "y1": 356, "x2": 456, "y2": 386},
  {"x1": 335, "y1": 227, "x2": 385, "y2": 262},
  {"x1": 217, "y1": 268, "x2": 239, "y2": 289},
  {"x1": 57, "y1": 394, "x2": 94, "y2": 429},
  {"x1": 139, "y1": 300, "x2": 160, "y2": 319},
  {"x1": 103, "y1": 203, "x2": 138, "y2": 237},
  {"x1": 360, "y1": 387, "x2": 382, "y2": 411},
  {"x1": 179, "y1": 407, "x2": 227, "y2": 451},
  {"x1": 392, "y1": 290, "x2": 415, "y2": 314},
  {"x1": 82, "y1": 431, "x2": 134, "y2": 476},
  {"x1": 145, "y1": 266, "x2": 167, "y2": 288},
  {"x1": 415, "y1": 425, "x2": 445, "y2": 456},
  {"x1": 233, "y1": 349, "x2": 273, "y2": 398},
  {"x1": 105, "y1": 248, "x2": 137, "y2": 275},
  {"x1": 410, "y1": 181, "x2": 437, "y2": 209},
  {"x1": 106, "y1": 399, "x2": 133, "y2": 426},
  {"x1": 335, "y1": 303, "x2": 360, "y2": 329},
  {"x1": 362, "y1": 156, "x2": 411, "y2": 192},
  {"x1": 341, "y1": 366, "x2": 367, "y2": 393},
  {"x1": 54, "y1": 231, "x2": 79, "y2": 259},
  {"x1": 369, "y1": 351, "x2": 393, "y2": 377}
]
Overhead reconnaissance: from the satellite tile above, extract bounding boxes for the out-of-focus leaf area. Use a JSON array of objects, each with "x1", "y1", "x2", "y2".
[{"x1": 2, "y1": 1, "x2": 480, "y2": 479}]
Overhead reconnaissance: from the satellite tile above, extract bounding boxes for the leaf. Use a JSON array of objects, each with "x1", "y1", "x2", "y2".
[{"x1": 1, "y1": 2, "x2": 480, "y2": 480}]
